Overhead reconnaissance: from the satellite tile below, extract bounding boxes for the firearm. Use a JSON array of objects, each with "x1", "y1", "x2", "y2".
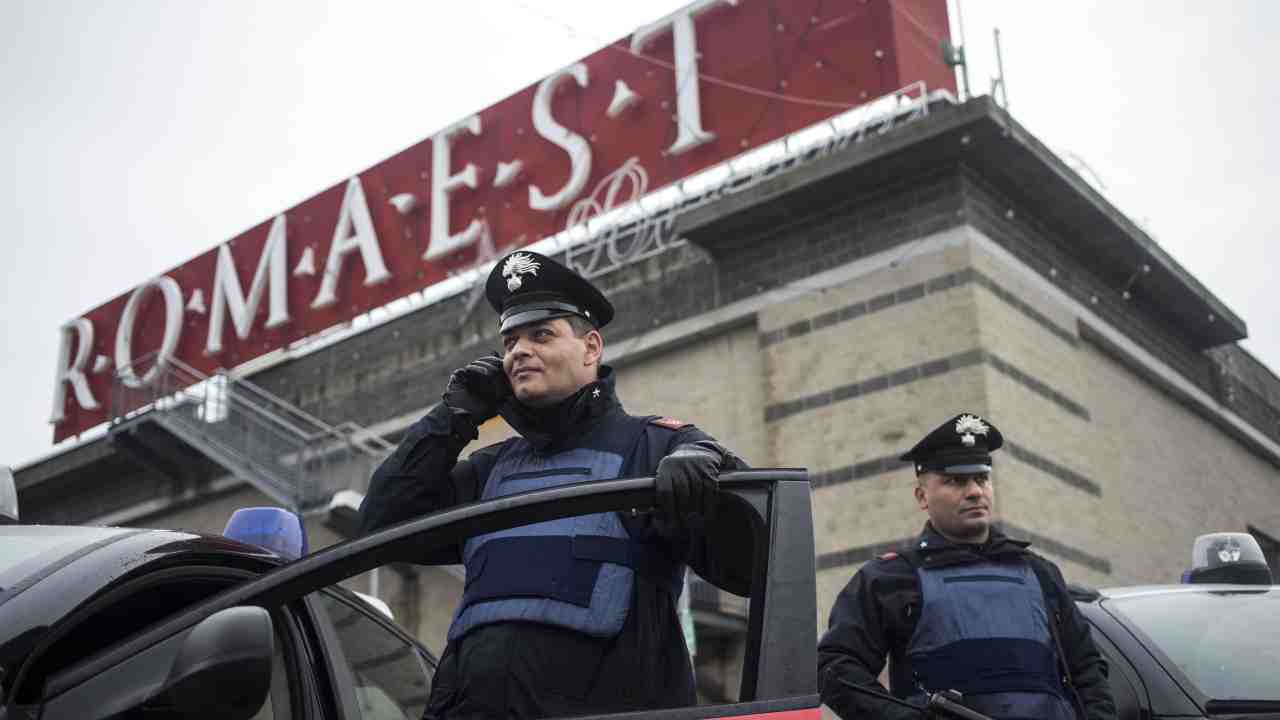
[{"x1": 835, "y1": 679, "x2": 993, "y2": 720}]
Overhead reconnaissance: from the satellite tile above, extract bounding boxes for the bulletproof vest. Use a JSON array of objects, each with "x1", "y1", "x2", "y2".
[
  {"x1": 906, "y1": 560, "x2": 1075, "y2": 720},
  {"x1": 448, "y1": 426, "x2": 683, "y2": 641}
]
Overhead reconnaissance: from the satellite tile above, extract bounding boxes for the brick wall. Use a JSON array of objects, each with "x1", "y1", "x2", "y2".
[
  {"x1": 959, "y1": 169, "x2": 1220, "y2": 396},
  {"x1": 706, "y1": 169, "x2": 966, "y2": 306}
]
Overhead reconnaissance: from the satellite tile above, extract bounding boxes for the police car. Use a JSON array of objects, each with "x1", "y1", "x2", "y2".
[
  {"x1": 1072, "y1": 533, "x2": 1280, "y2": 720},
  {"x1": 0, "y1": 480, "x2": 438, "y2": 719},
  {"x1": 0, "y1": 467, "x2": 823, "y2": 720}
]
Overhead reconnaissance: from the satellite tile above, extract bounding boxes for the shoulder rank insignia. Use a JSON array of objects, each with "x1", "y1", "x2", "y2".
[
  {"x1": 878, "y1": 551, "x2": 899, "y2": 561},
  {"x1": 650, "y1": 417, "x2": 692, "y2": 430}
]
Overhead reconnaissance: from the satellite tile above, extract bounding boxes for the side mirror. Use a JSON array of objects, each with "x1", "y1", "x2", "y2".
[
  {"x1": 43, "y1": 606, "x2": 274, "y2": 720},
  {"x1": 153, "y1": 606, "x2": 275, "y2": 720}
]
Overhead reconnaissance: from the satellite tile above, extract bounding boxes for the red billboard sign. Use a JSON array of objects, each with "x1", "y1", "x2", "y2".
[{"x1": 51, "y1": 0, "x2": 954, "y2": 441}]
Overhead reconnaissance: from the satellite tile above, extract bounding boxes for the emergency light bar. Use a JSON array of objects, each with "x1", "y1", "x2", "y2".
[
  {"x1": 1185, "y1": 532, "x2": 1272, "y2": 585},
  {"x1": 223, "y1": 507, "x2": 308, "y2": 560}
]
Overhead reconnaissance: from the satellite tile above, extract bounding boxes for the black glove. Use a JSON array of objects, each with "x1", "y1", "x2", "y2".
[
  {"x1": 442, "y1": 354, "x2": 510, "y2": 424},
  {"x1": 655, "y1": 440, "x2": 730, "y2": 524}
]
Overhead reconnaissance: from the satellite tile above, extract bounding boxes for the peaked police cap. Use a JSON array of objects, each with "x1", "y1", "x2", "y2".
[
  {"x1": 899, "y1": 412, "x2": 1004, "y2": 475},
  {"x1": 486, "y1": 251, "x2": 614, "y2": 333}
]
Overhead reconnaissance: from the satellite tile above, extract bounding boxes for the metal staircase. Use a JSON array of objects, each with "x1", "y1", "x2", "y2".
[{"x1": 109, "y1": 353, "x2": 391, "y2": 514}]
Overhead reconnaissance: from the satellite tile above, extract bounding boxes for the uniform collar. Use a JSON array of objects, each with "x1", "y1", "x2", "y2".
[
  {"x1": 498, "y1": 366, "x2": 621, "y2": 451},
  {"x1": 914, "y1": 522, "x2": 1030, "y2": 560}
]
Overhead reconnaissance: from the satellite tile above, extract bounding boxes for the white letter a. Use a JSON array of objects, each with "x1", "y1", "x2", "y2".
[{"x1": 312, "y1": 177, "x2": 392, "y2": 309}]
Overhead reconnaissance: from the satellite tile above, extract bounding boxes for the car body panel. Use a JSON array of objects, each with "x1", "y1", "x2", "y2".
[{"x1": 1077, "y1": 584, "x2": 1280, "y2": 720}]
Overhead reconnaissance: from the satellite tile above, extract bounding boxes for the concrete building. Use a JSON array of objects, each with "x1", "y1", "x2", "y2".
[{"x1": 16, "y1": 95, "x2": 1280, "y2": 700}]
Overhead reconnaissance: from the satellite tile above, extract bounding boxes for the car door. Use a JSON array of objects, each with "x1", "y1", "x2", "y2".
[{"x1": 30, "y1": 470, "x2": 817, "y2": 720}]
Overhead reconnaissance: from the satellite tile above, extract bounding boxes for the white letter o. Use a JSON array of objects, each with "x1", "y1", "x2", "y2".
[{"x1": 115, "y1": 276, "x2": 185, "y2": 389}]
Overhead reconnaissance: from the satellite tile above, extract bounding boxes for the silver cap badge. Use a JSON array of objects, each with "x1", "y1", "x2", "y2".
[
  {"x1": 955, "y1": 414, "x2": 990, "y2": 447},
  {"x1": 502, "y1": 253, "x2": 540, "y2": 292},
  {"x1": 1218, "y1": 539, "x2": 1243, "y2": 563}
]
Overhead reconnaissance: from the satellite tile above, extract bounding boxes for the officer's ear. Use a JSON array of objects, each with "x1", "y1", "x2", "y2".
[
  {"x1": 913, "y1": 474, "x2": 929, "y2": 510},
  {"x1": 582, "y1": 328, "x2": 603, "y2": 367}
]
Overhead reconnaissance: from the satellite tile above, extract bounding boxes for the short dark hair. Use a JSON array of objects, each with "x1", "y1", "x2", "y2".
[
  {"x1": 565, "y1": 315, "x2": 597, "y2": 338},
  {"x1": 566, "y1": 315, "x2": 602, "y2": 378}
]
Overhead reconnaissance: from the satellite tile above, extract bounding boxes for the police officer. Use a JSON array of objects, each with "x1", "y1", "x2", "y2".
[
  {"x1": 817, "y1": 413, "x2": 1116, "y2": 720},
  {"x1": 359, "y1": 250, "x2": 748, "y2": 719}
]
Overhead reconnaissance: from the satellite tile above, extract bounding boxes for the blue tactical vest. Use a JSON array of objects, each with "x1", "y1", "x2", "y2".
[
  {"x1": 447, "y1": 442, "x2": 683, "y2": 641},
  {"x1": 906, "y1": 560, "x2": 1076, "y2": 720}
]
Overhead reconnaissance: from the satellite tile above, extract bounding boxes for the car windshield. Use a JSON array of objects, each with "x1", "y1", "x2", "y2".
[
  {"x1": 0, "y1": 526, "x2": 130, "y2": 597},
  {"x1": 1105, "y1": 587, "x2": 1280, "y2": 702}
]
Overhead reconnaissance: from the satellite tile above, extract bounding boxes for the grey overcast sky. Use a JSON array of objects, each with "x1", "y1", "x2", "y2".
[{"x1": 2, "y1": 1, "x2": 1277, "y2": 467}]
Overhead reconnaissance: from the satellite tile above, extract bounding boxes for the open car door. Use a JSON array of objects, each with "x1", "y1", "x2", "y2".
[{"x1": 32, "y1": 470, "x2": 818, "y2": 720}]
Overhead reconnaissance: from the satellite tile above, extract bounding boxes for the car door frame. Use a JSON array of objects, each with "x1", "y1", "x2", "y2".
[
  {"x1": 37, "y1": 470, "x2": 815, "y2": 720},
  {"x1": 1077, "y1": 605, "x2": 1151, "y2": 720}
]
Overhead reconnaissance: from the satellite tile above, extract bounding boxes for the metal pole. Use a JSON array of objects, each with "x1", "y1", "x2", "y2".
[
  {"x1": 955, "y1": 0, "x2": 972, "y2": 101},
  {"x1": 994, "y1": 27, "x2": 1008, "y2": 109}
]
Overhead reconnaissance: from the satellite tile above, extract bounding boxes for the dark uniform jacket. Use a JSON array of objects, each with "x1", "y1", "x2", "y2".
[
  {"x1": 817, "y1": 523, "x2": 1116, "y2": 720},
  {"x1": 359, "y1": 367, "x2": 750, "y2": 719}
]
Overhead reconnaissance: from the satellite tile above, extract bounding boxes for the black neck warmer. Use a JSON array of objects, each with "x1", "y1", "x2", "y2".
[{"x1": 498, "y1": 366, "x2": 621, "y2": 452}]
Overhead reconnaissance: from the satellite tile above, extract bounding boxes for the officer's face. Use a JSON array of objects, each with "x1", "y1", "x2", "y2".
[
  {"x1": 501, "y1": 318, "x2": 603, "y2": 407},
  {"x1": 914, "y1": 472, "x2": 994, "y2": 543}
]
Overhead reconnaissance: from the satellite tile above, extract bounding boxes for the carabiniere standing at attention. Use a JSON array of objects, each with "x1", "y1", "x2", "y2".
[{"x1": 817, "y1": 413, "x2": 1116, "y2": 720}]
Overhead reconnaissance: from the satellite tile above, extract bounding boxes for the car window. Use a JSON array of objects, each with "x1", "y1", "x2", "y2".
[
  {"x1": 15, "y1": 572, "x2": 245, "y2": 704},
  {"x1": 1105, "y1": 588, "x2": 1280, "y2": 701},
  {"x1": 1085, "y1": 619, "x2": 1145, "y2": 720},
  {"x1": 314, "y1": 590, "x2": 432, "y2": 720}
]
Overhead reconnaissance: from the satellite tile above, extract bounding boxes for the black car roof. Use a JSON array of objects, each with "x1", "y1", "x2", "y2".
[
  {"x1": 1072, "y1": 582, "x2": 1280, "y2": 604},
  {"x1": 0, "y1": 525, "x2": 282, "y2": 591},
  {"x1": 1097, "y1": 583, "x2": 1279, "y2": 599}
]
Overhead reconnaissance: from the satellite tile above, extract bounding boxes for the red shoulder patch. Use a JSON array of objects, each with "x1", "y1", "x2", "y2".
[
  {"x1": 650, "y1": 417, "x2": 692, "y2": 430},
  {"x1": 877, "y1": 552, "x2": 899, "y2": 561}
]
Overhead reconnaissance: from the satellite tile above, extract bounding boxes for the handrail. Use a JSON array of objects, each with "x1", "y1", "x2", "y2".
[
  {"x1": 109, "y1": 350, "x2": 394, "y2": 512},
  {"x1": 118, "y1": 351, "x2": 384, "y2": 451},
  {"x1": 219, "y1": 370, "x2": 347, "y2": 438}
]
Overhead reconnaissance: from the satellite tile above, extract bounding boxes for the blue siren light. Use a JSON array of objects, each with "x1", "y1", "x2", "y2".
[{"x1": 223, "y1": 507, "x2": 308, "y2": 560}]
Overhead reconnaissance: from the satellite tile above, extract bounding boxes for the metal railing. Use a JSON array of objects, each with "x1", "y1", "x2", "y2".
[{"x1": 109, "y1": 352, "x2": 391, "y2": 513}]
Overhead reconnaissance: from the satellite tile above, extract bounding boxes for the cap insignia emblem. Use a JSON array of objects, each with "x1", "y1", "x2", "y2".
[
  {"x1": 502, "y1": 253, "x2": 540, "y2": 292},
  {"x1": 1218, "y1": 539, "x2": 1242, "y2": 563},
  {"x1": 955, "y1": 414, "x2": 989, "y2": 447}
]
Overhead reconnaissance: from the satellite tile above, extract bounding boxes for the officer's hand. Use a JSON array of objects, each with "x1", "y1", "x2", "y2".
[
  {"x1": 655, "y1": 440, "x2": 730, "y2": 524},
  {"x1": 442, "y1": 354, "x2": 510, "y2": 423}
]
